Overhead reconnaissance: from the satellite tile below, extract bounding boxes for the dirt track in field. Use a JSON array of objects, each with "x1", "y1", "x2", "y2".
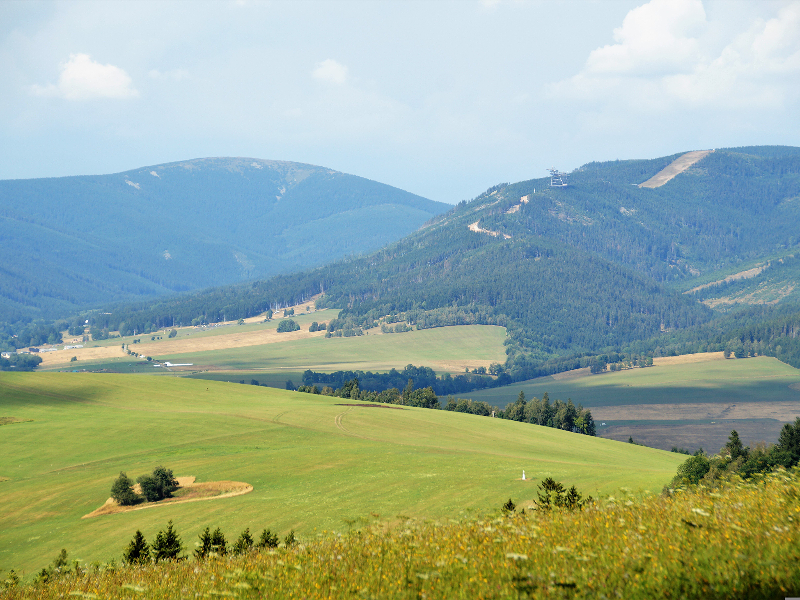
[{"x1": 83, "y1": 477, "x2": 252, "y2": 518}]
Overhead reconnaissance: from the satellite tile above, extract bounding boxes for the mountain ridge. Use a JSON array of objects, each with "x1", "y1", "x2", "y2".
[{"x1": 0, "y1": 157, "x2": 449, "y2": 320}]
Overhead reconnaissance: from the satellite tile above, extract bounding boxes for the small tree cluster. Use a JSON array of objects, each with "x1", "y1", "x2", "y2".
[
  {"x1": 110, "y1": 466, "x2": 178, "y2": 506},
  {"x1": 277, "y1": 319, "x2": 300, "y2": 333},
  {"x1": 534, "y1": 478, "x2": 591, "y2": 511},
  {"x1": 137, "y1": 466, "x2": 179, "y2": 502}
]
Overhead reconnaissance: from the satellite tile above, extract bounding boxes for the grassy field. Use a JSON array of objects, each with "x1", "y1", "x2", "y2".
[
  {"x1": 158, "y1": 325, "x2": 506, "y2": 372},
  {"x1": 41, "y1": 324, "x2": 507, "y2": 378},
  {"x1": 466, "y1": 354, "x2": 800, "y2": 452},
  {"x1": 6, "y1": 468, "x2": 800, "y2": 599},
  {"x1": 0, "y1": 372, "x2": 683, "y2": 578}
]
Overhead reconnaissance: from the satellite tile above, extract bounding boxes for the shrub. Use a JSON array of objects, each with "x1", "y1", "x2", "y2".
[
  {"x1": 277, "y1": 319, "x2": 300, "y2": 333},
  {"x1": 110, "y1": 472, "x2": 140, "y2": 506},
  {"x1": 676, "y1": 452, "x2": 711, "y2": 484}
]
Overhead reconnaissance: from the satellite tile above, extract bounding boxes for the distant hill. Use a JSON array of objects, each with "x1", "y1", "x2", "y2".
[{"x1": 0, "y1": 158, "x2": 449, "y2": 320}]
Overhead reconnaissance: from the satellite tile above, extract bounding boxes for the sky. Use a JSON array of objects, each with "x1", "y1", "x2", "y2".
[{"x1": 1, "y1": 0, "x2": 799, "y2": 203}]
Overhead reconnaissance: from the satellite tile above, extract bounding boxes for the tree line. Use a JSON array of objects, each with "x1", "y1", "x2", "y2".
[{"x1": 295, "y1": 377, "x2": 595, "y2": 436}]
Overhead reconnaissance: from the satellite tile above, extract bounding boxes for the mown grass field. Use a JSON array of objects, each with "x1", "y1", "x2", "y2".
[
  {"x1": 42, "y1": 324, "x2": 507, "y2": 378},
  {"x1": 6, "y1": 470, "x2": 800, "y2": 599},
  {"x1": 158, "y1": 325, "x2": 506, "y2": 372},
  {"x1": 0, "y1": 372, "x2": 683, "y2": 579},
  {"x1": 466, "y1": 354, "x2": 800, "y2": 452}
]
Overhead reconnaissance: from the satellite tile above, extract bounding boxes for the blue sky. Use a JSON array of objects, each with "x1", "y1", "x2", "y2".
[{"x1": 1, "y1": 0, "x2": 798, "y2": 203}]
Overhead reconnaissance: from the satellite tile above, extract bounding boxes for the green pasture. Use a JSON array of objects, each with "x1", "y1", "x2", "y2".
[
  {"x1": 466, "y1": 356, "x2": 800, "y2": 409},
  {"x1": 0, "y1": 372, "x2": 683, "y2": 577},
  {"x1": 144, "y1": 325, "x2": 506, "y2": 373}
]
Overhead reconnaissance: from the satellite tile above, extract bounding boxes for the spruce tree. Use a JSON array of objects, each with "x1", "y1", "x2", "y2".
[
  {"x1": 152, "y1": 521, "x2": 182, "y2": 562},
  {"x1": 232, "y1": 528, "x2": 254, "y2": 555},
  {"x1": 123, "y1": 530, "x2": 150, "y2": 565}
]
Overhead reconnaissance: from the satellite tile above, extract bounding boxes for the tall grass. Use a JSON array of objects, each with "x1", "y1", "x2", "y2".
[{"x1": 6, "y1": 468, "x2": 799, "y2": 599}]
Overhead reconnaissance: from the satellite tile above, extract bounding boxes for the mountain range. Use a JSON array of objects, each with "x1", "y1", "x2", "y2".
[
  {"x1": 4, "y1": 146, "x2": 800, "y2": 377},
  {"x1": 0, "y1": 158, "x2": 448, "y2": 320}
]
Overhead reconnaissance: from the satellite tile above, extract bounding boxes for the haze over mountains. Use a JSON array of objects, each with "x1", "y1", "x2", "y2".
[{"x1": 0, "y1": 158, "x2": 448, "y2": 320}]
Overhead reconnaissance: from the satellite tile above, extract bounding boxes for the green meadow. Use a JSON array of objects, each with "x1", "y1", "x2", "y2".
[
  {"x1": 159, "y1": 325, "x2": 507, "y2": 372},
  {"x1": 0, "y1": 372, "x2": 683, "y2": 578},
  {"x1": 465, "y1": 355, "x2": 800, "y2": 409}
]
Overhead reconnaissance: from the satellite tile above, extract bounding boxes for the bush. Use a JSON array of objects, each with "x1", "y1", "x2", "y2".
[
  {"x1": 277, "y1": 319, "x2": 300, "y2": 333},
  {"x1": 168, "y1": 329, "x2": 177, "y2": 338},
  {"x1": 110, "y1": 472, "x2": 140, "y2": 506},
  {"x1": 137, "y1": 466, "x2": 179, "y2": 502},
  {"x1": 675, "y1": 452, "x2": 711, "y2": 484}
]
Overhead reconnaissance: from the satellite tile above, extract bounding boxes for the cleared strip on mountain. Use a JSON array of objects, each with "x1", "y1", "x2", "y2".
[{"x1": 638, "y1": 149, "x2": 713, "y2": 188}]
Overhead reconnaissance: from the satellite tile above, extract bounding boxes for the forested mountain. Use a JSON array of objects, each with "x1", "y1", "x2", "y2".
[
  {"x1": 0, "y1": 158, "x2": 448, "y2": 320},
  {"x1": 8, "y1": 146, "x2": 800, "y2": 379}
]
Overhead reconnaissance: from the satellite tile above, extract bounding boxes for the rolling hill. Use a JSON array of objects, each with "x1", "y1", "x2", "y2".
[
  {"x1": 0, "y1": 158, "x2": 449, "y2": 320},
  {"x1": 0, "y1": 371, "x2": 683, "y2": 576}
]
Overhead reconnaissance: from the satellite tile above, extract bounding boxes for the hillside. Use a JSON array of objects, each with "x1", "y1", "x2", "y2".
[
  {"x1": 0, "y1": 372, "x2": 682, "y2": 576},
  {"x1": 0, "y1": 158, "x2": 449, "y2": 320}
]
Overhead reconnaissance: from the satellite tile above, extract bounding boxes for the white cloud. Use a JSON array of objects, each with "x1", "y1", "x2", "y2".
[
  {"x1": 312, "y1": 58, "x2": 348, "y2": 84},
  {"x1": 31, "y1": 53, "x2": 138, "y2": 100},
  {"x1": 585, "y1": 0, "x2": 706, "y2": 76},
  {"x1": 552, "y1": 0, "x2": 800, "y2": 109}
]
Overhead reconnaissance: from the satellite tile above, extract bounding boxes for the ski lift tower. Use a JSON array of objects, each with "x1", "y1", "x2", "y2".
[{"x1": 548, "y1": 168, "x2": 568, "y2": 188}]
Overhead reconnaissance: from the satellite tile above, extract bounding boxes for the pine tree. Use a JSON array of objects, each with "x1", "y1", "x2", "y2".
[
  {"x1": 232, "y1": 528, "x2": 254, "y2": 555},
  {"x1": 194, "y1": 527, "x2": 213, "y2": 560},
  {"x1": 256, "y1": 529, "x2": 279, "y2": 550},
  {"x1": 210, "y1": 528, "x2": 227, "y2": 556},
  {"x1": 123, "y1": 530, "x2": 150, "y2": 565},
  {"x1": 152, "y1": 521, "x2": 183, "y2": 562}
]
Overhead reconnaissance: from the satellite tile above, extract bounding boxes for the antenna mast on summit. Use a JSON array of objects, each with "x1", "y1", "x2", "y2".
[{"x1": 548, "y1": 168, "x2": 568, "y2": 187}]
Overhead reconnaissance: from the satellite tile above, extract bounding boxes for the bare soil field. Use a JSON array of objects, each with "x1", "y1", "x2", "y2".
[
  {"x1": 592, "y1": 401, "x2": 800, "y2": 423},
  {"x1": 638, "y1": 149, "x2": 714, "y2": 188},
  {"x1": 83, "y1": 476, "x2": 252, "y2": 518},
  {"x1": 600, "y1": 420, "x2": 787, "y2": 454}
]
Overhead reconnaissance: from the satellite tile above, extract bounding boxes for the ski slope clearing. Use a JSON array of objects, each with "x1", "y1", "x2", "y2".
[{"x1": 638, "y1": 149, "x2": 713, "y2": 188}]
